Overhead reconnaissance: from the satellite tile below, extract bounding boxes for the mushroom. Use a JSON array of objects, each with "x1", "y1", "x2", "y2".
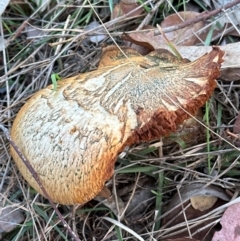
[{"x1": 10, "y1": 46, "x2": 224, "y2": 205}]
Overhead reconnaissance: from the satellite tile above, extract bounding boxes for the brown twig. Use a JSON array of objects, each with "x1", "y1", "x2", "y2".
[
  {"x1": 154, "y1": 0, "x2": 240, "y2": 35},
  {"x1": 0, "y1": 124, "x2": 81, "y2": 241}
]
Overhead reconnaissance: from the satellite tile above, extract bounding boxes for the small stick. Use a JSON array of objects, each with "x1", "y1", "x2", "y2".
[{"x1": 0, "y1": 124, "x2": 81, "y2": 241}]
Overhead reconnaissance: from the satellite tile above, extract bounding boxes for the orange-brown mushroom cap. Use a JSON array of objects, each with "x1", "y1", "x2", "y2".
[{"x1": 10, "y1": 46, "x2": 224, "y2": 205}]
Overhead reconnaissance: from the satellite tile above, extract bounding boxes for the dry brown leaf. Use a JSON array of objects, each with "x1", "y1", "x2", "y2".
[
  {"x1": 161, "y1": 11, "x2": 205, "y2": 46},
  {"x1": 122, "y1": 11, "x2": 204, "y2": 48},
  {"x1": 124, "y1": 25, "x2": 156, "y2": 55},
  {"x1": 122, "y1": 27, "x2": 155, "y2": 54},
  {"x1": 221, "y1": 67, "x2": 240, "y2": 81}
]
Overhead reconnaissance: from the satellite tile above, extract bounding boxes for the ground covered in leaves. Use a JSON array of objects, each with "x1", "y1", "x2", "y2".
[{"x1": 1, "y1": 0, "x2": 240, "y2": 241}]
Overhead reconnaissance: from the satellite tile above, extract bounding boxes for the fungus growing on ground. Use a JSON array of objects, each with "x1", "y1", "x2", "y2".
[{"x1": 10, "y1": 46, "x2": 224, "y2": 205}]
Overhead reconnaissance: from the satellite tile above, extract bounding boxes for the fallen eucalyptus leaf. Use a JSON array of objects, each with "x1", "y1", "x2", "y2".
[
  {"x1": 162, "y1": 183, "x2": 229, "y2": 240},
  {"x1": 167, "y1": 183, "x2": 230, "y2": 212},
  {"x1": 161, "y1": 11, "x2": 205, "y2": 46},
  {"x1": 123, "y1": 11, "x2": 204, "y2": 47}
]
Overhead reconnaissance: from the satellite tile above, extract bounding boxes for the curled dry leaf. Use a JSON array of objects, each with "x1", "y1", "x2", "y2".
[
  {"x1": 11, "y1": 46, "x2": 224, "y2": 205},
  {"x1": 124, "y1": 25, "x2": 156, "y2": 55}
]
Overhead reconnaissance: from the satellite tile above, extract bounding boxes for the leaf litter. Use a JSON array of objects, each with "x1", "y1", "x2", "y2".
[{"x1": 0, "y1": 0, "x2": 240, "y2": 240}]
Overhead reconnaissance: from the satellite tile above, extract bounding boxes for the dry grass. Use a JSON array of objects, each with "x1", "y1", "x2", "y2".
[{"x1": 1, "y1": 0, "x2": 240, "y2": 240}]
